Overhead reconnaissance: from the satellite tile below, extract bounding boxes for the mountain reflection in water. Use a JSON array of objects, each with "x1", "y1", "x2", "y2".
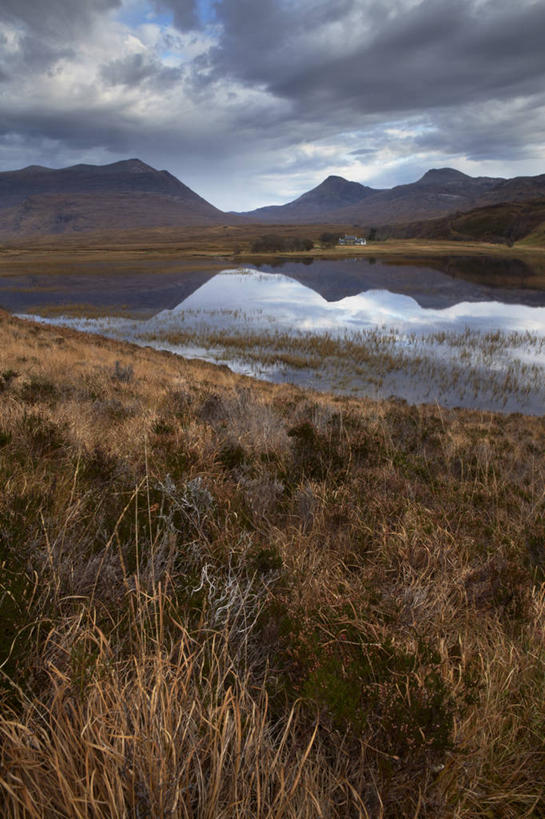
[
  {"x1": 3, "y1": 253, "x2": 545, "y2": 315},
  {"x1": 14, "y1": 258, "x2": 545, "y2": 415},
  {"x1": 257, "y1": 255, "x2": 545, "y2": 309},
  {"x1": 157, "y1": 269, "x2": 545, "y2": 335}
]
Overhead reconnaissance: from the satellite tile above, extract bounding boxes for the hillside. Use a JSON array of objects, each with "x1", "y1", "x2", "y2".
[
  {"x1": 521, "y1": 221, "x2": 545, "y2": 247},
  {"x1": 479, "y1": 172, "x2": 545, "y2": 207},
  {"x1": 241, "y1": 167, "x2": 545, "y2": 226},
  {"x1": 1, "y1": 310, "x2": 545, "y2": 815},
  {"x1": 0, "y1": 159, "x2": 237, "y2": 235},
  {"x1": 335, "y1": 168, "x2": 505, "y2": 225},
  {"x1": 380, "y1": 198, "x2": 545, "y2": 245},
  {"x1": 238, "y1": 175, "x2": 376, "y2": 221}
]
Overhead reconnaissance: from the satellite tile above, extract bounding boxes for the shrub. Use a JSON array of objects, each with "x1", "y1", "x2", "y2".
[
  {"x1": 287, "y1": 420, "x2": 344, "y2": 481},
  {"x1": 112, "y1": 360, "x2": 134, "y2": 382},
  {"x1": 250, "y1": 235, "x2": 314, "y2": 253},
  {"x1": 19, "y1": 375, "x2": 59, "y2": 405},
  {"x1": 319, "y1": 232, "x2": 343, "y2": 247},
  {"x1": 292, "y1": 618, "x2": 454, "y2": 756},
  {"x1": 18, "y1": 412, "x2": 67, "y2": 457}
]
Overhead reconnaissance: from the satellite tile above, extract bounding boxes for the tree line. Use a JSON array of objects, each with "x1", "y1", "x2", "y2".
[{"x1": 250, "y1": 234, "x2": 314, "y2": 252}]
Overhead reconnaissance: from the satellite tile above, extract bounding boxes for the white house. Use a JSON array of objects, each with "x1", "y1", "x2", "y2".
[{"x1": 338, "y1": 235, "x2": 367, "y2": 246}]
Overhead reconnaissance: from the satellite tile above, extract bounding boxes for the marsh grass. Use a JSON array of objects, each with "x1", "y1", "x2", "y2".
[
  {"x1": 139, "y1": 321, "x2": 545, "y2": 413},
  {"x1": 24, "y1": 294, "x2": 545, "y2": 413},
  {"x1": 2, "y1": 311, "x2": 545, "y2": 816},
  {"x1": 20, "y1": 303, "x2": 142, "y2": 319}
]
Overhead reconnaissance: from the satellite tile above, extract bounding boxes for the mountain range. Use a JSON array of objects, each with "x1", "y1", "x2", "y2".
[
  {"x1": 0, "y1": 158, "x2": 544, "y2": 237},
  {"x1": 239, "y1": 168, "x2": 545, "y2": 225}
]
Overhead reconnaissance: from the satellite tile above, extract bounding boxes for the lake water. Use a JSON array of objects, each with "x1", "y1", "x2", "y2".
[{"x1": 12, "y1": 256, "x2": 545, "y2": 415}]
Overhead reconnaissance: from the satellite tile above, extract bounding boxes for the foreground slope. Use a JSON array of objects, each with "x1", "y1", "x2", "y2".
[
  {"x1": 0, "y1": 159, "x2": 235, "y2": 235},
  {"x1": 1, "y1": 311, "x2": 545, "y2": 816}
]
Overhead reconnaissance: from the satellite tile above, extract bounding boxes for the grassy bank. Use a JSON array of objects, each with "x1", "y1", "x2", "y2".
[
  {"x1": 1, "y1": 311, "x2": 545, "y2": 816},
  {"x1": 1, "y1": 222, "x2": 544, "y2": 259}
]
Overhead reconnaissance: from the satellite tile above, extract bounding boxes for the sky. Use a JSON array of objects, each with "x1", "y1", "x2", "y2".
[{"x1": 1, "y1": 0, "x2": 545, "y2": 210}]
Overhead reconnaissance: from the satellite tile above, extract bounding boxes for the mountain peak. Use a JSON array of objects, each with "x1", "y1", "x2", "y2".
[
  {"x1": 19, "y1": 164, "x2": 52, "y2": 173},
  {"x1": 418, "y1": 167, "x2": 470, "y2": 184},
  {"x1": 295, "y1": 175, "x2": 374, "y2": 207},
  {"x1": 60, "y1": 159, "x2": 155, "y2": 175},
  {"x1": 317, "y1": 175, "x2": 367, "y2": 190},
  {"x1": 112, "y1": 158, "x2": 154, "y2": 173}
]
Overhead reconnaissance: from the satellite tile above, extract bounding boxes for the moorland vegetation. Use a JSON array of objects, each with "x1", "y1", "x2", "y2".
[
  {"x1": 1, "y1": 310, "x2": 545, "y2": 816},
  {"x1": 250, "y1": 234, "x2": 314, "y2": 253}
]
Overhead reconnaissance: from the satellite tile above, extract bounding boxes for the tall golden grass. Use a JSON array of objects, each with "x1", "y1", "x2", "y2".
[
  {"x1": 1, "y1": 590, "x2": 360, "y2": 818},
  {"x1": 1, "y1": 309, "x2": 545, "y2": 816}
]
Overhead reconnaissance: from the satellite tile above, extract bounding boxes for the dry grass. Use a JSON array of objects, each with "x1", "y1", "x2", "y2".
[
  {"x1": 1, "y1": 310, "x2": 545, "y2": 816},
  {"x1": 1, "y1": 223, "x2": 544, "y2": 257},
  {"x1": 137, "y1": 322, "x2": 545, "y2": 413},
  {"x1": 1, "y1": 597, "x2": 353, "y2": 818}
]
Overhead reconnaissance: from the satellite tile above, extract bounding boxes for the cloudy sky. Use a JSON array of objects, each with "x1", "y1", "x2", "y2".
[{"x1": 1, "y1": 0, "x2": 545, "y2": 209}]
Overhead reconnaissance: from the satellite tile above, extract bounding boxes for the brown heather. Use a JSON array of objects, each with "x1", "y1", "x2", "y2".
[{"x1": 1, "y1": 308, "x2": 545, "y2": 816}]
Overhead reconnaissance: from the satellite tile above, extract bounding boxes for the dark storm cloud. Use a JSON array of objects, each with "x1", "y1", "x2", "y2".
[
  {"x1": 205, "y1": 0, "x2": 545, "y2": 119},
  {"x1": 413, "y1": 97, "x2": 545, "y2": 162},
  {"x1": 0, "y1": 0, "x2": 121, "y2": 36},
  {"x1": 0, "y1": 106, "x2": 132, "y2": 153},
  {"x1": 0, "y1": 0, "x2": 118, "y2": 75}
]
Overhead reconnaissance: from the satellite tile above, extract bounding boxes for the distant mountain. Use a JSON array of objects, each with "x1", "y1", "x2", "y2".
[
  {"x1": 335, "y1": 168, "x2": 508, "y2": 225},
  {"x1": 240, "y1": 167, "x2": 545, "y2": 226},
  {"x1": 410, "y1": 167, "x2": 500, "y2": 191},
  {"x1": 238, "y1": 175, "x2": 376, "y2": 222},
  {"x1": 0, "y1": 159, "x2": 237, "y2": 236},
  {"x1": 2, "y1": 159, "x2": 545, "y2": 238},
  {"x1": 476, "y1": 173, "x2": 545, "y2": 207},
  {"x1": 380, "y1": 198, "x2": 545, "y2": 246}
]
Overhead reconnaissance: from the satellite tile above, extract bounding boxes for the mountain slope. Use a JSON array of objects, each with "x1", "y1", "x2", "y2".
[
  {"x1": 238, "y1": 175, "x2": 375, "y2": 222},
  {"x1": 240, "y1": 168, "x2": 545, "y2": 226},
  {"x1": 477, "y1": 173, "x2": 545, "y2": 207},
  {"x1": 0, "y1": 159, "x2": 236, "y2": 235},
  {"x1": 0, "y1": 158, "x2": 212, "y2": 207},
  {"x1": 380, "y1": 198, "x2": 545, "y2": 245}
]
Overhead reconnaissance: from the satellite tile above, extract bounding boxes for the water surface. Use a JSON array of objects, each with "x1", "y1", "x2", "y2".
[
  {"x1": 20, "y1": 258, "x2": 545, "y2": 415},
  {"x1": 4, "y1": 253, "x2": 545, "y2": 314}
]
